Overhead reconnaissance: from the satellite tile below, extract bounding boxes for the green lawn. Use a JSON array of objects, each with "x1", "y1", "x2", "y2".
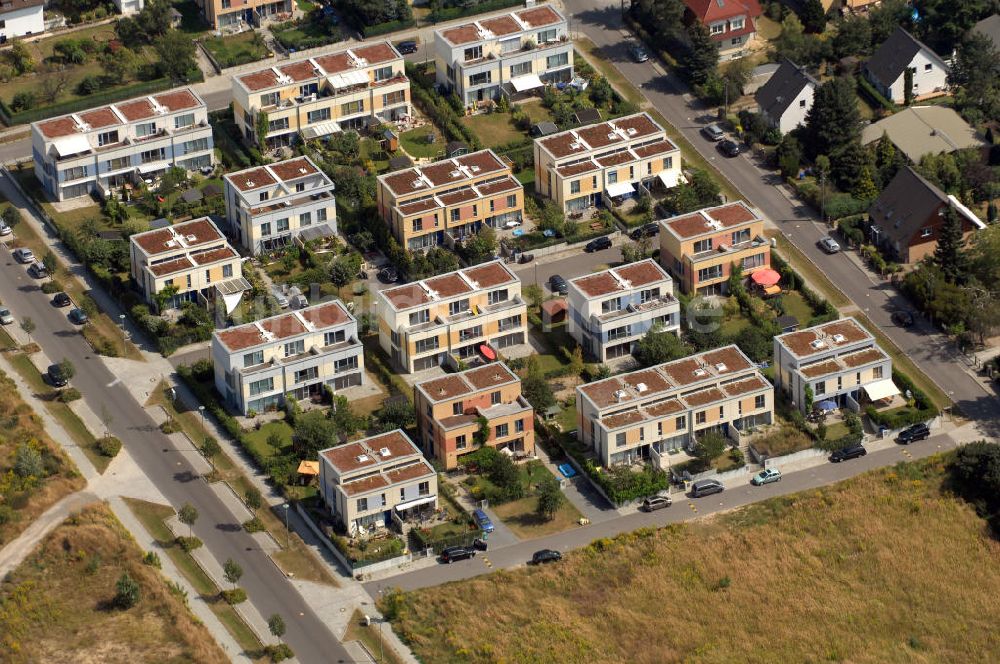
[
  {"x1": 400, "y1": 125, "x2": 444, "y2": 159},
  {"x1": 202, "y1": 31, "x2": 270, "y2": 69},
  {"x1": 242, "y1": 420, "x2": 293, "y2": 460},
  {"x1": 460, "y1": 112, "x2": 527, "y2": 149},
  {"x1": 520, "y1": 100, "x2": 555, "y2": 124},
  {"x1": 491, "y1": 493, "x2": 583, "y2": 539},
  {"x1": 555, "y1": 402, "x2": 577, "y2": 432},
  {"x1": 778, "y1": 290, "x2": 815, "y2": 325}
]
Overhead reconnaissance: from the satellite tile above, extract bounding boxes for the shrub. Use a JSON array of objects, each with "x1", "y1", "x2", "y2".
[
  {"x1": 242, "y1": 516, "x2": 265, "y2": 533},
  {"x1": 57, "y1": 387, "x2": 82, "y2": 402},
  {"x1": 264, "y1": 643, "x2": 295, "y2": 663},
  {"x1": 143, "y1": 551, "x2": 161, "y2": 568},
  {"x1": 592, "y1": 464, "x2": 669, "y2": 505},
  {"x1": 40, "y1": 280, "x2": 64, "y2": 294},
  {"x1": 160, "y1": 419, "x2": 181, "y2": 434},
  {"x1": 175, "y1": 536, "x2": 203, "y2": 552},
  {"x1": 114, "y1": 571, "x2": 141, "y2": 609},
  {"x1": 221, "y1": 588, "x2": 247, "y2": 604},
  {"x1": 97, "y1": 436, "x2": 122, "y2": 457}
]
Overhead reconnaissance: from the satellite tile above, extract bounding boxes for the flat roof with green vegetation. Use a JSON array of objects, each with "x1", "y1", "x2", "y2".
[{"x1": 384, "y1": 454, "x2": 1000, "y2": 662}]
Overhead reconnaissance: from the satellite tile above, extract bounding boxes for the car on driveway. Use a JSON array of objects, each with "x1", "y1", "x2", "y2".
[
  {"x1": 585, "y1": 236, "x2": 612, "y2": 252},
  {"x1": 818, "y1": 236, "x2": 841, "y2": 253},
  {"x1": 473, "y1": 508, "x2": 495, "y2": 533},
  {"x1": 630, "y1": 222, "x2": 659, "y2": 240},
  {"x1": 701, "y1": 123, "x2": 725, "y2": 141},
  {"x1": 53, "y1": 292, "x2": 72, "y2": 307},
  {"x1": 830, "y1": 442, "x2": 866, "y2": 462},
  {"x1": 68, "y1": 308, "x2": 89, "y2": 325},
  {"x1": 548, "y1": 274, "x2": 568, "y2": 295},
  {"x1": 750, "y1": 468, "x2": 782, "y2": 486},
  {"x1": 628, "y1": 43, "x2": 649, "y2": 62},
  {"x1": 396, "y1": 40, "x2": 418, "y2": 54},
  {"x1": 531, "y1": 549, "x2": 562, "y2": 565},
  {"x1": 897, "y1": 422, "x2": 930, "y2": 444},
  {"x1": 27, "y1": 261, "x2": 49, "y2": 279},
  {"x1": 12, "y1": 247, "x2": 34, "y2": 263},
  {"x1": 377, "y1": 266, "x2": 399, "y2": 284},
  {"x1": 718, "y1": 139, "x2": 741, "y2": 157},
  {"x1": 48, "y1": 363, "x2": 70, "y2": 387},
  {"x1": 891, "y1": 310, "x2": 915, "y2": 327},
  {"x1": 440, "y1": 546, "x2": 476, "y2": 563},
  {"x1": 641, "y1": 495, "x2": 672, "y2": 511},
  {"x1": 0, "y1": 307, "x2": 13, "y2": 325},
  {"x1": 0, "y1": 222, "x2": 11, "y2": 237}
]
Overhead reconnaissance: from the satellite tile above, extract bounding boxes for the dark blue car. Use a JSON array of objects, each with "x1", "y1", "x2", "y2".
[{"x1": 473, "y1": 508, "x2": 495, "y2": 533}]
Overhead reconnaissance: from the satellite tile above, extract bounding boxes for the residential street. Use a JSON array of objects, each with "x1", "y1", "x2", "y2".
[
  {"x1": 0, "y1": 174, "x2": 351, "y2": 663},
  {"x1": 563, "y1": 0, "x2": 1000, "y2": 432},
  {"x1": 367, "y1": 427, "x2": 965, "y2": 594}
]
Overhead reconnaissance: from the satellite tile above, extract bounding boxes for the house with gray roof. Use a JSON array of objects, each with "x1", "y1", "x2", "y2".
[
  {"x1": 861, "y1": 106, "x2": 985, "y2": 162},
  {"x1": 754, "y1": 58, "x2": 817, "y2": 134},
  {"x1": 972, "y1": 14, "x2": 1000, "y2": 51},
  {"x1": 863, "y1": 27, "x2": 950, "y2": 104},
  {"x1": 868, "y1": 166, "x2": 985, "y2": 264}
]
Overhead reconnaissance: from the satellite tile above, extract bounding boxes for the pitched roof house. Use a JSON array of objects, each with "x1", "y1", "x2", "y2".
[
  {"x1": 863, "y1": 27, "x2": 950, "y2": 104},
  {"x1": 755, "y1": 58, "x2": 818, "y2": 134},
  {"x1": 682, "y1": 0, "x2": 762, "y2": 61},
  {"x1": 972, "y1": 14, "x2": 1000, "y2": 50},
  {"x1": 868, "y1": 166, "x2": 985, "y2": 264},
  {"x1": 860, "y1": 106, "x2": 985, "y2": 163}
]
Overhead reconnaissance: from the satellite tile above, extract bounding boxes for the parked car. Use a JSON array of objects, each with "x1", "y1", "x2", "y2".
[
  {"x1": 897, "y1": 422, "x2": 931, "y2": 445},
  {"x1": 52, "y1": 292, "x2": 72, "y2": 307},
  {"x1": 472, "y1": 508, "x2": 495, "y2": 533},
  {"x1": 0, "y1": 307, "x2": 13, "y2": 325},
  {"x1": 12, "y1": 247, "x2": 34, "y2": 263},
  {"x1": 690, "y1": 478, "x2": 725, "y2": 498},
  {"x1": 48, "y1": 363, "x2": 69, "y2": 387},
  {"x1": 818, "y1": 236, "x2": 841, "y2": 254},
  {"x1": 641, "y1": 495, "x2": 672, "y2": 512},
  {"x1": 750, "y1": 468, "x2": 782, "y2": 486},
  {"x1": 504, "y1": 219, "x2": 522, "y2": 229},
  {"x1": 628, "y1": 42, "x2": 649, "y2": 62},
  {"x1": 27, "y1": 261, "x2": 49, "y2": 279},
  {"x1": 531, "y1": 549, "x2": 562, "y2": 565},
  {"x1": 701, "y1": 123, "x2": 725, "y2": 141},
  {"x1": 272, "y1": 290, "x2": 289, "y2": 309},
  {"x1": 440, "y1": 546, "x2": 476, "y2": 563},
  {"x1": 68, "y1": 308, "x2": 89, "y2": 325},
  {"x1": 290, "y1": 294, "x2": 308, "y2": 309},
  {"x1": 718, "y1": 139, "x2": 741, "y2": 157},
  {"x1": 548, "y1": 274, "x2": 568, "y2": 295},
  {"x1": 630, "y1": 222, "x2": 659, "y2": 240},
  {"x1": 585, "y1": 236, "x2": 612, "y2": 252},
  {"x1": 0, "y1": 222, "x2": 11, "y2": 237},
  {"x1": 472, "y1": 537, "x2": 488, "y2": 551},
  {"x1": 891, "y1": 310, "x2": 915, "y2": 327},
  {"x1": 396, "y1": 40, "x2": 418, "y2": 54},
  {"x1": 830, "y1": 442, "x2": 867, "y2": 462}
]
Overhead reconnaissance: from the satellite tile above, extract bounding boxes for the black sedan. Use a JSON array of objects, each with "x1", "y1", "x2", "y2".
[
  {"x1": 718, "y1": 139, "x2": 741, "y2": 157},
  {"x1": 53, "y1": 292, "x2": 72, "y2": 307},
  {"x1": 830, "y1": 443, "x2": 867, "y2": 462},
  {"x1": 630, "y1": 222, "x2": 659, "y2": 240},
  {"x1": 531, "y1": 549, "x2": 562, "y2": 565},
  {"x1": 585, "y1": 236, "x2": 612, "y2": 252},
  {"x1": 628, "y1": 43, "x2": 649, "y2": 63},
  {"x1": 548, "y1": 274, "x2": 568, "y2": 295}
]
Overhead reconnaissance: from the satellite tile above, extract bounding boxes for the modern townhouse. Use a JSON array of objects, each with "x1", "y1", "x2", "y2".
[
  {"x1": 0, "y1": 0, "x2": 44, "y2": 41},
  {"x1": 376, "y1": 260, "x2": 528, "y2": 373},
  {"x1": 414, "y1": 362, "x2": 535, "y2": 469},
  {"x1": 434, "y1": 4, "x2": 573, "y2": 106},
  {"x1": 212, "y1": 300, "x2": 365, "y2": 415},
  {"x1": 533, "y1": 112, "x2": 683, "y2": 214},
  {"x1": 658, "y1": 201, "x2": 769, "y2": 295},
  {"x1": 223, "y1": 155, "x2": 337, "y2": 254},
  {"x1": 566, "y1": 259, "x2": 681, "y2": 362},
  {"x1": 375, "y1": 149, "x2": 523, "y2": 251},
  {"x1": 576, "y1": 346, "x2": 773, "y2": 467},
  {"x1": 129, "y1": 217, "x2": 246, "y2": 312},
  {"x1": 196, "y1": 0, "x2": 290, "y2": 30},
  {"x1": 774, "y1": 318, "x2": 898, "y2": 413},
  {"x1": 318, "y1": 430, "x2": 437, "y2": 534},
  {"x1": 31, "y1": 87, "x2": 213, "y2": 201},
  {"x1": 232, "y1": 41, "x2": 409, "y2": 149}
]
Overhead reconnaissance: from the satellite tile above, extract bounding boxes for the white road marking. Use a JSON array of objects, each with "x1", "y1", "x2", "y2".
[{"x1": 107, "y1": 377, "x2": 121, "y2": 388}]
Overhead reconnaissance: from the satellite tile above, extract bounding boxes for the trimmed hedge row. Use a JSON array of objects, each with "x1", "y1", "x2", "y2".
[
  {"x1": 865, "y1": 368, "x2": 939, "y2": 429},
  {"x1": 856, "y1": 74, "x2": 896, "y2": 112},
  {"x1": 428, "y1": 0, "x2": 523, "y2": 23},
  {"x1": 360, "y1": 18, "x2": 416, "y2": 38}
]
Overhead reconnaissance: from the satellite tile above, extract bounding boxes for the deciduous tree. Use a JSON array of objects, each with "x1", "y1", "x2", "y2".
[
  {"x1": 535, "y1": 476, "x2": 565, "y2": 521},
  {"x1": 178, "y1": 503, "x2": 198, "y2": 537}
]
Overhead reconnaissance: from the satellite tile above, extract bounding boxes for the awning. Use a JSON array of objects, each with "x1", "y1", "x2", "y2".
[
  {"x1": 762, "y1": 285, "x2": 781, "y2": 295},
  {"x1": 394, "y1": 495, "x2": 436, "y2": 512},
  {"x1": 605, "y1": 181, "x2": 635, "y2": 197},
  {"x1": 301, "y1": 120, "x2": 341, "y2": 140},
  {"x1": 815, "y1": 400, "x2": 838, "y2": 412},
  {"x1": 297, "y1": 460, "x2": 319, "y2": 476},
  {"x1": 214, "y1": 277, "x2": 251, "y2": 315},
  {"x1": 751, "y1": 269, "x2": 781, "y2": 287},
  {"x1": 657, "y1": 170, "x2": 687, "y2": 188},
  {"x1": 509, "y1": 73, "x2": 544, "y2": 92},
  {"x1": 863, "y1": 378, "x2": 901, "y2": 402},
  {"x1": 137, "y1": 162, "x2": 163, "y2": 175},
  {"x1": 327, "y1": 70, "x2": 368, "y2": 89},
  {"x1": 52, "y1": 134, "x2": 92, "y2": 158},
  {"x1": 479, "y1": 343, "x2": 496, "y2": 360}
]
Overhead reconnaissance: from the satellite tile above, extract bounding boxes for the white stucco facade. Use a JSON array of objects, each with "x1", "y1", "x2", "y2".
[{"x1": 0, "y1": 2, "x2": 44, "y2": 41}]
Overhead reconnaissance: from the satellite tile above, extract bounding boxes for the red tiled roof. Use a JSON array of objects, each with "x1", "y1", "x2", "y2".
[
  {"x1": 190, "y1": 246, "x2": 237, "y2": 266},
  {"x1": 321, "y1": 431, "x2": 419, "y2": 474},
  {"x1": 131, "y1": 218, "x2": 223, "y2": 255},
  {"x1": 269, "y1": 157, "x2": 318, "y2": 182},
  {"x1": 462, "y1": 262, "x2": 515, "y2": 289},
  {"x1": 424, "y1": 273, "x2": 471, "y2": 298},
  {"x1": 684, "y1": 0, "x2": 761, "y2": 22}
]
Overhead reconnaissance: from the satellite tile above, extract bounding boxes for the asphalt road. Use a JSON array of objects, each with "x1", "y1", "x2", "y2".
[
  {"x1": 367, "y1": 429, "x2": 960, "y2": 594},
  {"x1": 0, "y1": 175, "x2": 351, "y2": 663},
  {"x1": 514, "y1": 243, "x2": 623, "y2": 292},
  {"x1": 564, "y1": 0, "x2": 999, "y2": 432}
]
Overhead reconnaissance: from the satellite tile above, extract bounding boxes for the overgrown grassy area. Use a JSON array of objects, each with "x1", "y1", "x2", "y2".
[
  {"x1": 344, "y1": 610, "x2": 407, "y2": 664},
  {"x1": 385, "y1": 455, "x2": 1000, "y2": 663},
  {"x1": 0, "y1": 503, "x2": 228, "y2": 663},
  {"x1": 460, "y1": 112, "x2": 530, "y2": 149},
  {"x1": 0, "y1": 365, "x2": 84, "y2": 546},
  {"x1": 123, "y1": 498, "x2": 266, "y2": 661}
]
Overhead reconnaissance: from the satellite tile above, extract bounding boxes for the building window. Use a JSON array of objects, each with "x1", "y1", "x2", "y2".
[
  {"x1": 487, "y1": 289, "x2": 508, "y2": 305},
  {"x1": 451, "y1": 401, "x2": 464, "y2": 416},
  {"x1": 412, "y1": 218, "x2": 423, "y2": 232},
  {"x1": 710, "y1": 22, "x2": 725, "y2": 35},
  {"x1": 491, "y1": 390, "x2": 501, "y2": 405},
  {"x1": 510, "y1": 61, "x2": 532, "y2": 77},
  {"x1": 373, "y1": 66, "x2": 393, "y2": 82},
  {"x1": 139, "y1": 148, "x2": 165, "y2": 163},
  {"x1": 873, "y1": 366, "x2": 884, "y2": 379},
  {"x1": 696, "y1": 411, "x2": 706, "y2": 425},
  {"x1": 450, "y1": 209, "x2": 460, "y2": 222},
  {"x1": 317, "y1": 208, "x2": 327, "y2": 222},
  {"x1": 268, "y1": 117, "x2": 290, "y2": 132},
  {"x1": 743, "y1": 253, "x2": 766, "y2": 269},
  {"x1": 495, "y1": 423, "x2": 509, "y2": 438},
  {"x1": 243, "y1": 350, "x2": 263, "y2": 367},
  {"x1": 799, "y1": 99, "x2": 807, "y2": 108},
  {"x1": 277, "y1": 218, "x2": 290, "y2": 233},
  {"x1": 607, "y1": 171, "x2": 618, "y2": 185},
  {"x1": 537, "y1": 28, "x2": 557, "y2": 43},
  {"x1": 223, "y1": 264, "x2": 233, "y2": 278},
  {"x1": 731, "y1": 38, "x2": 741, "y2": 46},
  {"x1": 731, "y1": 228, "x2": 751, "y2": 244},
  {"x1": 418, "y1": 481, "x2": 430, "y2": 496},
  {"x1": 676, "y1": 415, "x2": 686, "y2": 429},
  {"x1": 298, "y1": 82, "x2": 318, "y2": 97},
  {"x1": 456, "y1": 435, "x2": 467, "y2": 449},
  {"x1": 515, "y1": 418, "x2": 524, "y2": 433},
  {"x1": 719, "y1": 406, "x2": 724, "y2": 418},
  {"x1": 299, "y1": 211, "x2": 311, "y2": 227},
  {"x1": 259, "y1": 92, "x2": 279, "y2": 107},
  {"x1": 284, "y1": 340, "x2": 305, "y2": 357},
  {"x1": 730, "y1": 17, "x2": 744, "y2": 30},
  {"x1": 464, "y1": 46, "x2": 483, "y2": 61},
  {"x1": 924, "y1": 63, "x2": 932, "y2": 71},
  {"x1": 308, "y1": 107, "x2": 332, "y2": 123},
  {"x1": 260, "y1": 222, "x2": 271, "y2": 237},
  {"x1": 64, "y1": 166, "x2": 87, "y2": 181},
  {"x1": 459, "y1": 325, "x2": 482, "y2": 341},
  {"x1": 409, "y1": 309, "x2": 429, "y2": 325},
  {"x1": 815, "y1": 381, "x2": 826, "y2": 396},
  {"x1": 469, "y1": 71, "x2": 492, "y2": 86},
  {"x1": 135, "y1": 122, "x2": 157, "y2": 138},
  {"x1": 506, "y1": 194, "x2": 517, "y2": 208},
  {"x1": 295, "y1": 182, "x2": 305, "y2": 193},
  {"x1": 920, "y1": 227, "x2": 932, "y2": 238},
  {"x1": 294, "y1": 367, "x2": 318, "y2": 383},
  {"x1": 335, "y1": 357, "x2": 358, "y2": 373},
  {"x1": 357, "y1": 497, "x2": 368, "y2": 512},
  {"x1": 693, "y1": 239, "x2": 713, "y2": 253},
  {"x1": 639, "y1": 427, "x2": 645, "y2": 441},
  {"x1": 607, "y1": 325, "x2": 630, "y2": 341},
  {"x1": 570, "y1": 180, "x2": 581, "y2": 194},
  {"x1": 447, "y1": 65, "x2": 455, "y2": 81},
  {"x1": 615, "y1": 432, "x2": 626, "y2": 447},
  {"x1": 498, "y1": 314, "x2": 522, "y2": 332},
  {"x1": 601, "y1": 297, "x2": 622, "y2": 314},
  {"x1": 640, "y1": 288, "x2": 659, "y2": 303},
  {"x1": 97, "y1": 130, "x2": 119, "y2": 146},
  {"x1": 546, "y1": 52, "x2": 569, "y2": 69},
  {"x1": 592, "y1": 175, "x2": 598, "y2": 188},
  {"x1": 697, "y1": 265, "x2": 724, "y2": 282},
  {"x1": 383, "y1": 90, "x2": 406, "y2": 106},
  {"x1": 415, "y1": 337, "x2": 439, "y2": 353},
  {"x1": 449, "y1": 299, "x2": 470, "y2": 316},
  {"x1": 182, "y1": 138, "x2": 209, "y2": 154},
  {"x1": 324, "y1": 330, "x2": 346, "y2": 346},
  {"x1": 106, "y1": 157, "x2": 129, "y2": 171},
  {"x1": 248, "y1": 377, "x2": 273, "y2": 396}
]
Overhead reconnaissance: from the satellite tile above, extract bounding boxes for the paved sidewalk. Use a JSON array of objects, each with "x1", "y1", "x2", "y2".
[{"x1": 0, "y1": 491, "x2": 98, "y2": 578}]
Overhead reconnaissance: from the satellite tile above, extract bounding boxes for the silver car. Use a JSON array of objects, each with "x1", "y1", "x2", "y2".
[
  {"x1": 702, "y1": 124, "x2": 725, "y2": 141},
  {"x1": 12, "y1": 247, "x2": 34, "y2": 263},
  {"x1": 0, "y1": 307, "x2": 13, "y2": 325},
  {"x1": 819, "y1": 237, "x2": 841, "y2": 254}
]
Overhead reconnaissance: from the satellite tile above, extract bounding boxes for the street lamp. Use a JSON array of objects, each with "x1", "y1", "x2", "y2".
[
  {"x1": 198, "y1": 405, "x2": 206, "y2": 432},
  {"x1": 282, "y1": 503, "x2": 290, "y2": 548},
  {"x1": 119, "y1": 314, "x2": 126, "y2": 351},
  {"x1": 377, "y1": 586, "x2": 385, "y2": 663}
]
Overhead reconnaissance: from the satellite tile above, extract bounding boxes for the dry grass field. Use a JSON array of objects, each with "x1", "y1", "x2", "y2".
[
  {"x1": 0, "y1": 503, "x2": 227, "y2": 663},
  {"x1": 384, "y1": 455, "x2": 1000, "y2": 663}
]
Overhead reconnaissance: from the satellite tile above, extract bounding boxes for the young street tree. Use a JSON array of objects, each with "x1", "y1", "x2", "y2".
[
  {"x1": 20, "y1": 317, "x2": 35, "y2": 344},
  {"x1": 268, "y1": 614, "x2": 287, "y2": 639},
  {"x1": 244, "y1": 486, "x2": 262, "y2": 514},
  {"x1": 201, "y1": 436, "x2": 221, "y2": 468},
  {"x1": 178, "y1": 502, "x2": 198, "y2": 537},
  {"x1": 58, "y1": 358, "x2": 75, "y2": 382},
  {"x1": 223, "y1": 558, "x2": 243, "y2": 589},
  {"x1": 535, "y1": 476, "x2": 565, "y2": 521}
]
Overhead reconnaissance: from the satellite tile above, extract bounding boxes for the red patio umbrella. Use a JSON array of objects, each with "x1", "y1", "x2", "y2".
[{"x1": 750, "y1": 269, "x2": 781, "y2": 287}]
